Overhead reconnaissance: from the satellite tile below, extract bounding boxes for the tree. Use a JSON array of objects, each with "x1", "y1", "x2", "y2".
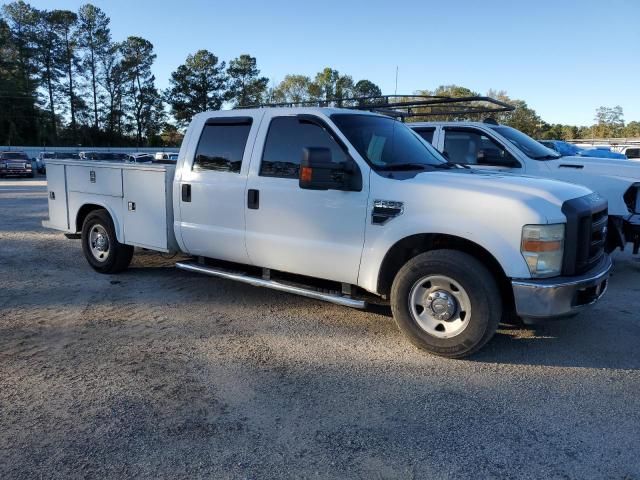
[
  {"x1": 1, "y1": 1, "x2": 41, "y2": 144},
  {"x1": 271, "y1": 74, "x2": 312, "y2": 104},
  {"x1": 353, "y1": 79, "x2": 382, "y2": 104},
  {"x1": 593, "y1": 105, "x2": 624, "y2": 138},
  {"x1": 99, "y1": 41, "x2": 125, "y2": 140},
  {"x1": 226, "y1": 54, "x2": 268, "y2": 107},
  {"x1": 33, "y1": 8, "x2": 67, "y2": 140},
  {"x1": 623, "y1": 121, "x2": 640, "y2": 138},
  {"x1": 165, "y1": 49, "x2": 227, "y2": 127},
  {"x1": 120, "y1": 36, "x2": 157, "y2": 145},
  {"x1": 77, "y1": 3, "x2": 110, "y2": 129},
  {"x1": 50, "y1": 9, "x2": 81, "y2": 140}
]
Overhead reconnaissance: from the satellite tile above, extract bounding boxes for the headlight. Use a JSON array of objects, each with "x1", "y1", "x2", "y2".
[
  {"x1": 521, "y1": 224, "x2": 565, "y2": 278},
  {"x1": 0, "y1": 162, "x2": 6, "y2": 169},
  {"x1": 25, "y1": 162, "x2": 31, "y2": 169}
]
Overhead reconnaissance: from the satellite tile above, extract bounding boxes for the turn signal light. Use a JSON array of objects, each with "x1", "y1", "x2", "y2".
[
  {"x1": 301, "y1": 166, "x2": 313, "y2": 182},
  {"x1": 521, "y1": 240, "x2": 563, "y2": 252}
]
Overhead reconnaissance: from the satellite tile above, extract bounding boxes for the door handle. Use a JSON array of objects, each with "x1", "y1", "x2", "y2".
[
  {"x1": 247, "y1": 189, "x2": 259, "y2": 209},
  {"x1": 182, "y1": 184, "x2": 191, "y2": 202}
]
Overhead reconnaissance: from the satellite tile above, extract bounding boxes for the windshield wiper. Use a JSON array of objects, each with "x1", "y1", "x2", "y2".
[
  {"x1": 532, "y1": 154, "x2": 561, "y2": 160},
  {"x1": 434, "y1": 162, "x2": 467, "y2": 169},
  {"x1": 377, "y1": 163, "x2": 430, "y2": 171}
]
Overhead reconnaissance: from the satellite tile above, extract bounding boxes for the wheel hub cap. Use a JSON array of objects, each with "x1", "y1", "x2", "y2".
[
  {"x1": 426, "y1": 290, "x2": 456, "y2": 320},
  {"x1": 95, "y1": 234, "x2": 108, "y2": 251},
  {"x1": 408, "y1": 275, "x2": 472, "y2": 339}
]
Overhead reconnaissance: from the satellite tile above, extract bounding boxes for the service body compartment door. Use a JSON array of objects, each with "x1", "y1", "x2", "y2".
[
  {"x1": 122, "y1": 168, "x2": 168, "y2": 250},
  {"x1": 45, "y1": 163, "x2": 69, "y2": 230},
  {"x1": 67, "y1": 165, "x2": 123, "y2": 197}
]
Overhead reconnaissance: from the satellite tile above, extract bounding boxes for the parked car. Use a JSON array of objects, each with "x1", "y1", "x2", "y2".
[
  {"x1": 410, "y1": 120, "x2": 640, "y2": 253},
  {"x1": 621, "y1": 146, "x2": 640, "y2": 160},
  {"x1": 42, "y1": 108, "x2": 611, "y2": 358},
  {"x1": 125, "y1": 153, "x2": 154, "y2": 163},
  {"x1": 79, "y1": 151, "x2": 129, "y2": 161},
  {"x1": 539, "y1": 140, "x2": 627, "y2": 159},
  {"x1": 154, "y1": 152, "x2": 179, "y2": 162},
  {"x1": 38, "y1": 151, "x2": 81, "y2": 172},
  {"x1": 0, "y1": 151, "x2": 34, "y2": 178}
]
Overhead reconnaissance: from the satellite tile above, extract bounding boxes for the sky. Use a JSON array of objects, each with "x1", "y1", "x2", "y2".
[{"x1": 15, "y1": 0, "x2": 640, "y2": 125}]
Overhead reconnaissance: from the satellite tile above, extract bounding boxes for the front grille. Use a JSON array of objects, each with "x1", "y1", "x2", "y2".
[{"x1": 562, "y1": 193, "x2": 608, "y2": 276}]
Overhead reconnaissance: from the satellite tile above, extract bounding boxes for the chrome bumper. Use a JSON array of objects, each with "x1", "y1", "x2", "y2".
[{"x1": 511, "y1": 255, "x2": 612, "y2": 319}]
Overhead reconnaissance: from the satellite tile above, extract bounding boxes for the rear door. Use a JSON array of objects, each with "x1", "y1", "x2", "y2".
[
  {"x1": 177, "y1": 115, "x2": 260, "y2": 264},
  {"x1": 244, "y1": 112, "x2": 369, "y2": 284}
]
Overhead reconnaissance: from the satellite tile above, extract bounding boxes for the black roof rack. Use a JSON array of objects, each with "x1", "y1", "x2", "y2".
[{"x1": 247, "y1": 94, "x2": 515, "y2": 120}]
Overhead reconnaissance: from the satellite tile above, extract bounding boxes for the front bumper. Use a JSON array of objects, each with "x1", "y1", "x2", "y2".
[{"x1": 511, "y1": 254, "x2": 612, "y2": 320}]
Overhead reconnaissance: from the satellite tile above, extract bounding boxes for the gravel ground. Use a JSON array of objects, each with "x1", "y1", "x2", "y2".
[{"x1": 1, "y1": 178, "x2": 639, "y2": 479}]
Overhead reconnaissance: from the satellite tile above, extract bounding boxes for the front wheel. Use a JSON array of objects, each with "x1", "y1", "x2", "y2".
[
  {"x1": 390, "y1": 250, "x2": 502, "y2": 358},
  {"x1": 81, "y1": 209, "x2": 133, "y2": 274}
]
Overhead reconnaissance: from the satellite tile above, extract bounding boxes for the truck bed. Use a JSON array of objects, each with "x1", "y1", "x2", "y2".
[{"x1": 43, "y1": 159, "x2": 178, "y2": 252}]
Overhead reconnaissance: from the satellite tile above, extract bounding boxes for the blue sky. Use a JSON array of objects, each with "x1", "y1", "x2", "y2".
[{"x1": 16, "y1": 0, "x2": 640, "y2": 125}]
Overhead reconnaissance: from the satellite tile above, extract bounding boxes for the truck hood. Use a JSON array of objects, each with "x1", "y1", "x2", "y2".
[
  {"x1": 543, "y1": 156, "x2": 640, "y2": 215},
  {"x1": 408, "y1": 169, "x2": 593, "y2": 223}
]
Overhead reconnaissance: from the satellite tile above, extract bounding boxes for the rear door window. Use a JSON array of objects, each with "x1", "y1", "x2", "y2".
[{"x1": 194, "y1": 119, "x2": 253, "y2": 173}]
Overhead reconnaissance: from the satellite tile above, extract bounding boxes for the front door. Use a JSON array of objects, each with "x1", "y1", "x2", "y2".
[
  {"x1": 177, "y1": 115, "x2": 260, "y2": 264},
  {"x1": 244, "y1": 113, "x2": 369, "y2": 284}
]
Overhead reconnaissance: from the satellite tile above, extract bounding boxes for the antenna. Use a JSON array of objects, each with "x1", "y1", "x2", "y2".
[{"x1": 394, "y1": 66, "x2": 399, "y2": 96}]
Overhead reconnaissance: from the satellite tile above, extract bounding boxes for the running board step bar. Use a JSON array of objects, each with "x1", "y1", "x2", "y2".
[{"x1": 175, "y1": 261, "x2": 366, "y2": 309}]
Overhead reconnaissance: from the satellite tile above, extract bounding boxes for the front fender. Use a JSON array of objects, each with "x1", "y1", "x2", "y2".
[{"x1": 357, "y1": 213, "x2": 531, "y2": 294}]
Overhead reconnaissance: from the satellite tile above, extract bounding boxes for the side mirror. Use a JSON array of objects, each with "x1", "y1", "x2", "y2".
[{"x1": 299, "y1": 147, "x2": 361, "y2": 191}]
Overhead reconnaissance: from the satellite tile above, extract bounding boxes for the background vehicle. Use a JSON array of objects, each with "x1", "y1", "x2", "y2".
[
  {"x1": 79, "y1": 151, "x2": 129, "y2": 161},
  {"x1": 622, "y1": 146, "x2": 640, "y2": 160},
  {"x1": 539, "y1": 140, "x2": 627, "y2": 159},
  {"x1": 0, "y1": 151, "x2": 34, "y2": 178},
  {"x1": 43, "y1": 108, "x2": 610, "y2": 358},
  {"x1": 155, "y1": 152, "x2": 179, "y2": 162},
  {"x1": 410, "y1": 120, "x2": 640, "y2": 253},
  {"x1": 39, "y1": 151, "x2": 81, "y2": 172},
  {"x1": 125, "y1": 153, "x2": 154, "y2": 163}
]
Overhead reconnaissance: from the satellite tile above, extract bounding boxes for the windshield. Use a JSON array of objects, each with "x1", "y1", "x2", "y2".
[
  {"x1": 491, "y1": 126, "x2": 561, "y2": 160},
  {"x1": 331, "y1": 114, "x2": 447, "y2": 169}
]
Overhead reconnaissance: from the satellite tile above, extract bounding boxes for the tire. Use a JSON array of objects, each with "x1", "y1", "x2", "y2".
[
  {"x1": 81, "y1": 209, "x2": 133, "y2": 274},
  {"x1": 390, "y1": 249, "x2": 502, "y2": 358}
]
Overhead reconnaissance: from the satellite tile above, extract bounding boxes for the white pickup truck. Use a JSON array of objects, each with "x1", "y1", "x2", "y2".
[
  {"x1": 43, "y1": 108, "x2": 611, "y2": 358},
  {"x1": 409, "y1": 120, "x2": 640, "y2": 253}
]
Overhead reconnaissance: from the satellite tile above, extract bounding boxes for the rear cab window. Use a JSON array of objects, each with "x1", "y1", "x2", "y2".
[{"x1": 194, "y1": 117, "x2": 253, "y2": 173}]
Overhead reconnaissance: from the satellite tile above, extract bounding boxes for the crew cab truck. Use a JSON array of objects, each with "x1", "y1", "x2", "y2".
[
  {"x1": 43, "y1": 108, "x2": 612, "y2": 358},
  {"x1": 410, "y1": 121, "x2": 640, "y2": 253},
  {"x1": 0, "y1": 151, "x2": 34, "y2": 178}
]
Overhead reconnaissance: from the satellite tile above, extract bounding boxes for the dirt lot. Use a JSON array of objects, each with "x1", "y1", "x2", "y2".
[{"x1": 1, "y1": 178, "x2": 639, "y2": 479}]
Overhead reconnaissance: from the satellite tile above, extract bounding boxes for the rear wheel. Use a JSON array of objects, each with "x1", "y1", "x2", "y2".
[
  {"x1": 390, "y1": 250, "x2": 501, "y2": 358},
  {"x1": 81, "y1": 209, "x2": 133, "y2": 274}
]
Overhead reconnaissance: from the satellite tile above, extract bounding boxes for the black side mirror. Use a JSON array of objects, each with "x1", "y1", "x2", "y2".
[{"x1": 299, "y1": 147, "x2": 361, "y2": 191}]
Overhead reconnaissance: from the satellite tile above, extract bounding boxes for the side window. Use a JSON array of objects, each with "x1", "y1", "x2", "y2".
[
  {"x1": 414, "y1": 127, "x2": 435, "y2": 144},
  {"x1": 443, "y1": 129, "x2": 518, "y2": 167},
  {"x1": 626, "y1": 148, "x2": 640, "y2": 159},
  {"x1": 260, "y1": 116, "x2": 348, "y2": 179},
  {"x1": 193, "y1": 120, "x2": 252, "y2": 173}
]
